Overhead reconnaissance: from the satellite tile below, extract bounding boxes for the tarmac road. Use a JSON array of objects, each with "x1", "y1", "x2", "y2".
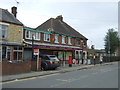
[{"x1": 2, "y1": 62, "x2": 119, "y2": 88}]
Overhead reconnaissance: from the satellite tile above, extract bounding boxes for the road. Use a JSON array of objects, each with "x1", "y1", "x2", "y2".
[{"x1": 2, "y1": 63, "x2": 119, "y2": 88}]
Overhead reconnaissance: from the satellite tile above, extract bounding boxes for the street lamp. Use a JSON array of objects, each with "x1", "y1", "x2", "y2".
[{"x1": 32, "y1": 34, "x2": 34, "y2": 61}]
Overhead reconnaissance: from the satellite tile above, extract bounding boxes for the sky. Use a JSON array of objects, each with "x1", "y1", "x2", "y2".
[{"x1": 0, "y1": 0, "x2": 119, "y2": 49}]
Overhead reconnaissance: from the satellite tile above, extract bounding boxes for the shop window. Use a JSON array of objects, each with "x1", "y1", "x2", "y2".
[{"x1": 75, "y1": 51, "x2": 79, "y2": 60}]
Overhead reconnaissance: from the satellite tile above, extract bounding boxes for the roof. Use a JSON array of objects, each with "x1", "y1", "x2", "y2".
[
  {"x1": 36, "y1": 16, "x2": 88, "y2": 40},
  {"x1": 0, "y1": 8, "x2": 23, "y2": 26}
]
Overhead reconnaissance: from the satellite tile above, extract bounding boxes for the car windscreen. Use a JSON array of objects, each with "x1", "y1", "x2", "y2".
[{"x1": 49, "y1": 56, "x2": 59, "y2": 61}]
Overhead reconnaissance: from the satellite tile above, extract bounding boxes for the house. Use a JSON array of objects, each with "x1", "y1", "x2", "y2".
[
  {"x1": 23, "y1": 15, "x2": 88, "y2": 64},
  {"x1": 0, "y1": 7, "x2": 24, "y2": 61}
]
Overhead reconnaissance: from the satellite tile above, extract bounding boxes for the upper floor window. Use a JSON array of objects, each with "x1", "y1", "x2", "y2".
[
  {"x1": 25, "y1": 30, "x2": 30, "y2": 39},
  {"x1": 76, "y1": 39, "x2": 80, "y2": 46},
  {"x1": 68, "y1": 37, "x2": 72, "y2": 45},
  {"x1": 55, "y1": 34, "x2": 59, "y2": 43},
  {"x1": 0, "y1": 25, "x2": 8, "y2": 39},
  {"x1": 35, "y1": 32, "x2": 40, "y2": 40},
  {"x1": 25, "y1": 30, "x2": 40, "y2": 40},
  {"x1": 44, "y1": 33, "x2": 50, "y2": 42},
  {"x1": 62, "y1": 35, "x2": 66, "y2": 44}
]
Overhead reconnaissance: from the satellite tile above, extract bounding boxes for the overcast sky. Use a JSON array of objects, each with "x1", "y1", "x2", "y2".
[{"x1": 0, "y1": 0, "x2": 119, "y2": 49}]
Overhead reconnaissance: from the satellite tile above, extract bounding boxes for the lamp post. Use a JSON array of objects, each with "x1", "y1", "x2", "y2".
[{"x1": 32, "y1": 34, "x2": 34, "y2": 61}]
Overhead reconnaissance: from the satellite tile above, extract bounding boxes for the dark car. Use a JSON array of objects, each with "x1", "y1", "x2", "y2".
[{"x1": 40, "y1": 55, "x2": 60, "y2": 70}]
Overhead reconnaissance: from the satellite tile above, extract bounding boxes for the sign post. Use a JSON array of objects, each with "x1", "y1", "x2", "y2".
[{"x1": 34, "y1": 49, "x2": 39, "y2": 71}]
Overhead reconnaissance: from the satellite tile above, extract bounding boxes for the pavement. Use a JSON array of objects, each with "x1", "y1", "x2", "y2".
[{"x1": 0, "y1": 62, "x2": 117, "y2": 82}]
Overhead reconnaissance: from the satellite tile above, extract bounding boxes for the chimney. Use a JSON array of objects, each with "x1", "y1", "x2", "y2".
[
  {"x1": 56, "y1": 15, "x2": 63, "y2": 21},
  {"x1": 11, "y1": 6, "x2": 17, "y2": 18}
]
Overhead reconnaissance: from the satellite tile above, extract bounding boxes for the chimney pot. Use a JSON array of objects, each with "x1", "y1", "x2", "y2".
[
  {"x1": 11, "y1": 6, "x2": 17, "y2": 18},
  {"x1": 56, "y1": 15, "x2": 63, "y2": 21}
]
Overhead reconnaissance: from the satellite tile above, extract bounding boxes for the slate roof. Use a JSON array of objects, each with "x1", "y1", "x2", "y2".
[
  {"x1": 0, "y1": 8, "x2": 23, "y2": 25},
  {"x1": 36, "y1": 16, "x2": 88, "y2": 40}
]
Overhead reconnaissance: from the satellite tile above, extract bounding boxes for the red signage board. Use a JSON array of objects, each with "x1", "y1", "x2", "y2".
[{"x1": 34, "y1": 49, "x2": 39, "y2": 55}]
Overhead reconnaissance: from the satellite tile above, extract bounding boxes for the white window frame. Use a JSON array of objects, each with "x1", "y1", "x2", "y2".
[
  {"x1": 35, "y1": 32, "x2": 40, "y2": 40},
  {"x1": 25, "y1": 30, "x2": 41, "y2": 40},
  {"x1": 55, "y1": 34, "x2": 59, "y2": 43},
  {"x1": 13, "y1": 47, "x2": 23, "y2": 61},
  {"x1": 62, "y1": 35, "x2": 66, "y2": 44},
  {"x1": 68, "y1": 37, "x2": 72, "y2": 45},
  {"x1": 44, "y1": 33, "x2": 50, "y2": 42},
  {"x1": 25, "y1": 30, "x2": 30, "y2": 39},
  {"x1": 0, "y1": 24, "x2": 8, "y2": 39}
]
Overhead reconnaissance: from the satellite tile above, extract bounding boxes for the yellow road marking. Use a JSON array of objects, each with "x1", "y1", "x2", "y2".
[
  {"x1": 56, "y1": 79, "x2": 69, "y2": 82},
  {"x1": 0, "y1": 73, "x2": 60, "y2": 85}
]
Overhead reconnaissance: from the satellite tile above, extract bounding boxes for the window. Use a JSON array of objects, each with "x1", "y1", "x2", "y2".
[
  {"x1": 2, "y1": 46, "x2": 11, "y2": 60},
  {"x1": 30, "y1": 31, "x2": 35, "y2": 39},
  {"x1": 25, "y1": 30, "x2": 40, "y2": 40},
  {"x1": 44, "y1": 33, "x2": 50, "y2": 42},
  {"x1": 13, "y1": 47, "x2": 23, "y2": 60},
  {"x1": 68, "y1": 37, "x2": 71, "y2": 45},
  {"x1": 35, "y1": 32, "x2": 40, "y2": 40},
  {"x1": 55, "y1": 34, "x2": 59, "y2": 43},
  {"x1": 0, "y1": 25, "x2": 8, "y2": 39},
  {"x1": 62, "y1": 35, "x2": 66, "y2": 44},
  {"x1": 25, "y1": 30, "x2": 30, "y2": 39},
  {"x1": 76, "y1": 39, "x2": 80, "y2": 45}
]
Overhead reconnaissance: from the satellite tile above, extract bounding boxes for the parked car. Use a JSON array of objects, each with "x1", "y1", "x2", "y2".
[{"x1": 40, "y1": 55, "x2": 60, "y2": 70}]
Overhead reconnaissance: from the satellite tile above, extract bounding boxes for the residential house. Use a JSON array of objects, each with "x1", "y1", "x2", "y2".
[
  {"x1": 23, "y1": 15, "x2": 88, "y2": 64},
  {"x1": 0, "y1": 7, "x2": 24, "y2": 61}
]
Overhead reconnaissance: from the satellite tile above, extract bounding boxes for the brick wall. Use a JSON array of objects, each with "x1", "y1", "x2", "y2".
[
  {"x1": 8, "y1": 24, "x2": 23, "y2": 43},
  {"x1": 1, "y1": 58, "x2": 41, "y2": 75}
]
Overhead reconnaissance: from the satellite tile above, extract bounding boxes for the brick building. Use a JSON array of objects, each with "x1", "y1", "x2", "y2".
[
  {"x1": 0, "y1": 7, "x2": 24, "y2": 61},
  {"x1": 23, "y1": 15, "x2": 88, "y2": 64}
]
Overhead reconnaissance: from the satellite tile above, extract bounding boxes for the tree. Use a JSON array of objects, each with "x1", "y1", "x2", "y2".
[{"x1": 104, "y1": 28, "x2": 120, "y2": 54}]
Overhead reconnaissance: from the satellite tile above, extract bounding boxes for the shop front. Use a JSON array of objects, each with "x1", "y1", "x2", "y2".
[{"x1": 23, "y1": 41, "x2": 82, "y2": 65}]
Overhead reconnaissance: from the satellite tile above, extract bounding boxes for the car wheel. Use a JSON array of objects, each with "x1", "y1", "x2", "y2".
[{"x1": 41, "y1": 64, "x2": 48, "y2": 71}]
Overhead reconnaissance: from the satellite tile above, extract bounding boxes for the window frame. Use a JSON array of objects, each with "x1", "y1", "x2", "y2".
[
  {"x1": 25, "y1": 30, "x2": 40, "y2": 40},
  {"x1": 68, "y1": 37, "x2": 72, "y2": 45},
  {"x1": 13, "y1": 46, "x2": 23, "y2": 61},
  {"x1": 25, "y1": 30, "x2": 31, "y2": 39},
  {"x1": 0, "y1": 24, "x2": 8, "y2": 39},
  {"x1": 44, "y1": 33, "x2": 50, "y2": 42},
  {"x1": 55, "y1": 34, "x2": 59, "y2": 43},
  {"x1": 62, "y1": 35, "x2": 66, "y2": 44}
]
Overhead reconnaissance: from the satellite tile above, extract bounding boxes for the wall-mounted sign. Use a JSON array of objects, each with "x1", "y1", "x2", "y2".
[{"x1": 34, "y1": 49, "x2": 39, "y2": 55}]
